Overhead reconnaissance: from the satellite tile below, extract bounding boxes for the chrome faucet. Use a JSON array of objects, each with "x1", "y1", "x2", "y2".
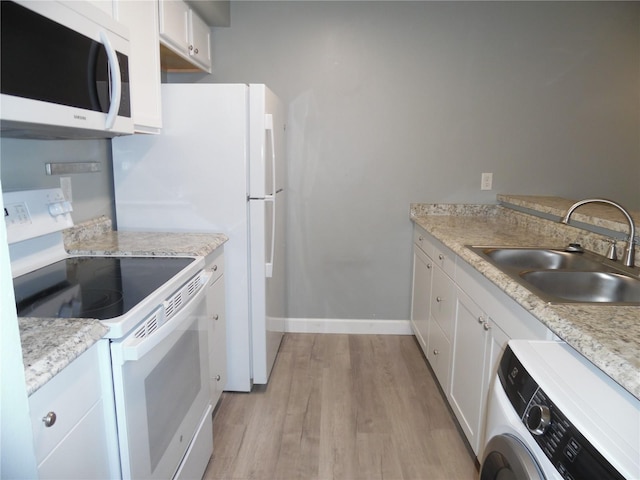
[{"x1": 560, "y1": 198, "x2": 636, "y2": 267}]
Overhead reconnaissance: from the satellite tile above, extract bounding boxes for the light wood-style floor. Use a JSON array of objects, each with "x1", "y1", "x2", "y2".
[{"x1": 204, "y1": 333, "x2": 478, "y2": 480}]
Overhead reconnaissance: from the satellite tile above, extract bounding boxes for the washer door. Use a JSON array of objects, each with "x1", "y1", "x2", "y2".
[{"x1": 480, "y1": 434, "x2": 546, "y2": 480}]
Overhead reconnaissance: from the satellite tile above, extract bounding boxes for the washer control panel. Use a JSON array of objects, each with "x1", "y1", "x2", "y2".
[{"x1": 499, "y1": 346, "x2": 624, "y2": 480}]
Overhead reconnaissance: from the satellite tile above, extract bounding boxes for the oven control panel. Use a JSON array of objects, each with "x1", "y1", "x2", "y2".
[{"x1": 3, "y1": 188, "x2": 73, "y2": 244}]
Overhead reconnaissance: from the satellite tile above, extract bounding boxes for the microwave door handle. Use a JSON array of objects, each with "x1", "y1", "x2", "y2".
[{"x1": 99, "y1": 31, "x2": 121, "y2": 130}]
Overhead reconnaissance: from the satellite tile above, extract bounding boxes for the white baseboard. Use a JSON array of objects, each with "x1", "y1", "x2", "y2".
[{"x1": 284, "y1": 317, "x2": 412, "y2": 335}]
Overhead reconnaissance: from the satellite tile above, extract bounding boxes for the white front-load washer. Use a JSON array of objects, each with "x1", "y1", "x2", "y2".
[{"x1": 479, "y1": 340, "x2": 639, "y2": 480}]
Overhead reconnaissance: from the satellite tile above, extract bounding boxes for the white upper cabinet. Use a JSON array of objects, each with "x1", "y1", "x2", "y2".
[
  {"x1": 115, "y1": 0, "x2": 163, "y2": 133},
  {"x1": 159, "y1": 0, "x2": 212, "y2": 73},
  {"x1": 158, "y1": 0, "x2": 190, "y2": 57},
  {"x1": 85, "y1": 0, "x2": 114, "y2": 16},
  {"x1": 188, "y1": 8, "x2": 212, "y2": 71},
  {"x1": 86, "y1": 0, "x2": 163, "y2": 133}
]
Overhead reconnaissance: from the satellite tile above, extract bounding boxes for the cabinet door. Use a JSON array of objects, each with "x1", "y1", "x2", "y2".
[
  {"x1": 430, "y1": 264, "x2": 455, "y2": 340},
  {"x1": 449, "y1": 289, "x2": 490, "y2": 455},
  {"x1": 114, "y1": 0, "x2": 162, "y2": 133},
  {"x1": 29, "y1": 342, "x2": 118, "y2": 479},
  {"x1": 86, "y1": 0, "x2": 114, "y2": 17},
  {"x1": 37, "y1": 400, "x2": 112, "y2": 479},
  {"x1": 427, "y1": 317, "x2": 451, "y2": 393},
  {"x1": 206, "y1": 270, "x2": 227, "y2": 407},
  {"x1": 158, "y1": 0, "x2": 190, "y2": 57},
  {"x1": 188, "y1": 9, "x2": 212, "y2": 72},
  {"x1": 411, "y1": 245, "x2": 432, "y2": 353}
]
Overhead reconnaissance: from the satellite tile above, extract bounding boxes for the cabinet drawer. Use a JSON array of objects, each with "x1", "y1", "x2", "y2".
[
  {"x1": 433, "y1": 244, "x2": 455, "y2": 278},
  {"x1": 206, "y1": 249, "x2": 225, "y2": 284},
  {"x1": 431, "y1": 265, "x2": 456, "y2": 339},
  {"x1": 413, "y1": 225, "x2": 433, "y2": 257},
  {"x1": 29, "y1": 343, "x2": 102, "y2": 462},
  {"x1": 37, "y1": 399, "x2": 112, "y2": 479},
  {"x1": 427, "y1": 317, "x2": 451, "y2": 393}
]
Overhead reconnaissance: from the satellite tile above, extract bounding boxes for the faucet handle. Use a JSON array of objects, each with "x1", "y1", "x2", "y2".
[{"x1": 605, "y1": 238, "x2": 618, "y2": 261}]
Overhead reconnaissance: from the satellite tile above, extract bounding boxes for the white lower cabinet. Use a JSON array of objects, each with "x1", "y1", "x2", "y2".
[
  {"x1": 29, "y1": 341, "x2": 119, "y2": 479},
  {"x1": 450, "y1": 289, "x2": 489, "y2": 453},
  {"x1": 410, "y1": 245, "x2": 432, "y2": 351},
  {"x1": 430, "y1": 261, "x2": 456, "y2": 340},
  {"x1": 205, "y1": 249, "x2": 227, "y2": 407},
  {"x1": 411, "y1": 225, "x2": 456, "y2": 394},
  {"x1": 410, "y1": 224, "x2": 552, "y2": 459},
  {"x1": 427, "y1": 316, "x2": 451, "y2": 391}
]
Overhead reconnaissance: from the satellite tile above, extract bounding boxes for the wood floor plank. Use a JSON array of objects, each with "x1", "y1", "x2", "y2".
[{"x1": 204, "y1": 333, "x2": 477, "y2": 480}]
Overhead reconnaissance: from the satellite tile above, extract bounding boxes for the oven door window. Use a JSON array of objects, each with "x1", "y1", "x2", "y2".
[{"x1": 113, "y1": 295, "x2": 210, "y2": 479}]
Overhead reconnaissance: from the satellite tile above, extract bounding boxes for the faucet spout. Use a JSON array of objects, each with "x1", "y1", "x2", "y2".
[{"x1": 560, "y1": 198, "x2": 636, "y2": 267}]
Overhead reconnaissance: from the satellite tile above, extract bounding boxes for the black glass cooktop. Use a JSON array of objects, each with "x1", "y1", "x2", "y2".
[{"x1": 14, "y1": 256, "x2": 194, "y2": 320}]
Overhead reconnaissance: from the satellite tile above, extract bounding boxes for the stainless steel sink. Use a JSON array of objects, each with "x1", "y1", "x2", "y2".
[
  {"x1": 467, "y1": 245, "x2": 640, "y2": 305},
  {"x1": 478, "y1": 247, "x2": 606, "y2": 271},
  {"x1": 520, "y1": 271, "x2": 640, "y2": 304}
]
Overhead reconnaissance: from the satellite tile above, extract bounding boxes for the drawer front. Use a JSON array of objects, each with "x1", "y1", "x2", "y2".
[
  {"x1": 413, "y1": 225, "x2": 433, "y2": 257},
  {"x1": 431, "y1": 265, "x2": 456, "y2": 339},
  {"x1": 428, "y1": 317, "x2": 451, "y2": 393},
  {"x1": 206, "y1": 249, "x2": 225, "y2": 283},
  {"x1": 37, "y1": 399, "x2": 112, "y2": 478},
  {"x1": 433, "y1": 245, "x2": 455, "y2": 278},
  {"x1": 29, "y1": 343, "x2": 102, "y2": 462}
]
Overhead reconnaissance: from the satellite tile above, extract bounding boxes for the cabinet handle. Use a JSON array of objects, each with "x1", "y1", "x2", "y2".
[
  {"x1": 477, "y1": 316, "x2": 484, "y2": 324},
  {"x1": 483, "y1": 322, "x2": 491, "y2": 331},
  {"x1": 215, "y1": 375, "x2": 221, "y2": 381},
  {"x1": 427, "y1": 263, "x2": 432, "y2": 269},
  {"x1": 212, "y1": 264, "x2": 218, "y2": 271},
  {"x1": 194, "y1": 48, "x2": 199, "y2": 54},
  {"x1": 189, "y1": 44, "x2": 194, "y2": 51},
  {"x1": 42, "y1": 412, "x2": 57, "y2": 427},
  {"x1": 438, "y1": 254, "x2": 444, "y2": 261},
  {"x1": 212, "y1": 314, "x2": 219, "y2": 321},
  {"x1": 419, "y1": 236, "x2": 424, "y2": 241},
  {"x1": 433, "y1": 349, "x2": 439, "y2": 356},
  {"x1": 436, "y1": 296, "x2": 442, "y2": 303}
]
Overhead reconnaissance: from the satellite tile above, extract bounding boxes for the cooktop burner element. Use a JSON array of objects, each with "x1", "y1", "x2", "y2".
[{"x1": 14, "y1": 256, "x2": 195, "y2": 320}]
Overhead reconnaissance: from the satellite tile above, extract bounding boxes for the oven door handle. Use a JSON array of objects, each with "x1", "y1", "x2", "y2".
[{"x1": 120, "y1": 271, "x2": 212, "y2": 362}]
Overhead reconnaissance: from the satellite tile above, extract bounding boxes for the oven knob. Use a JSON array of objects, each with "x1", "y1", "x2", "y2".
[{"x1": 525, "y1": 404, "x2": 551, "y2": 435}]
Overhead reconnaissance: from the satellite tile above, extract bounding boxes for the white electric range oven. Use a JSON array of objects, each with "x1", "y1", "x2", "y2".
[{"x1": 6, "y1": 188, "x2": 214, "y2": 480}]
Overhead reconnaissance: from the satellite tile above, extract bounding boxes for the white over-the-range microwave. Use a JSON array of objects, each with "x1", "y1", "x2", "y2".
[{"x1": 0, "y1": 1, "x2": 134, "y2": 139}]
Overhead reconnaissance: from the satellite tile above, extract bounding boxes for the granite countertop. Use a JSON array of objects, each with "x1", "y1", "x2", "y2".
[
  {"x1": 410, "y1": 201, "x2": 640, "y2": 400},
  {"x1": 498, "y1": 194, "x2": 640, "y2": 240},
  {"x1": 22, "y1": 217, "x2": 228, "y2": 395},
  {"x1": 21, "y1": 318, "x2": 109, "y2": 396}
]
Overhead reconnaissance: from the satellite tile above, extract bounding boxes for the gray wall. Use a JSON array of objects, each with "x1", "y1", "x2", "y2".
[
  {"x1": 0, "y1": 139, "x2": 115, "y2": 223},
  {"x1": 170, "y1": 1, "x2": 640, "y2": 322},
  {"x1": 2, "y1": 2, "x2": 638, "y2": 323}
]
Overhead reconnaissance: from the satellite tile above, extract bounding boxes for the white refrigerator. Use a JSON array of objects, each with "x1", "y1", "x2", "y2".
[{"x1": 112, "y1": 84, "x2": 286, "y2": 392}]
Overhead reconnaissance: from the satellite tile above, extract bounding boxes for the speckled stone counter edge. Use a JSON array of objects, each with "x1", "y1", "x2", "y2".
[
  {"x1": 20, "y1": 318, "x2": 109, "y2": 396},
  {"x1": 409, "y1": 202, "x2": 640, "y2": 400},
  {"x1": 498, "y1": 194, "x2": 640, "y2": 244},
  {"x1": 22, "y1": 216, "x2": 228, "y2": 396}
]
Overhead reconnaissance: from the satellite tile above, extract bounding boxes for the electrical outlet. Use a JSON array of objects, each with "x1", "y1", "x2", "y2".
[{"x1": 481, "y1": 172, "x2": 493, "y2": 190}]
